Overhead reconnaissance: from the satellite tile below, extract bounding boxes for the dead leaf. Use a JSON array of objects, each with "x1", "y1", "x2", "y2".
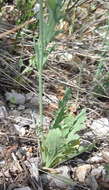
[{"x1": 42, "y1": 167, "x2": 60, "y2": 174}]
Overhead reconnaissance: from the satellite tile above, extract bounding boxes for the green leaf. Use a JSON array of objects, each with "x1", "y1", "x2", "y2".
[
  {"x1": 47, "y1": 0, "x2": 57, "y2": 12},
  {"x1": 41, "y1": 128, "x2": 64, "y2": 167},
  {"x1": 51, "y1": 173, "x2": 74, "y2": 186},
  {"x1": 10, "y1": 97, "x2": 16, "y2": 104},
  {"x1": 66, "y1": 134, "x2": 80, "y2": 144},
  {"x1": 41, "y1": 89, "x2": 93, "y2": 168},
  {"x1": 61, "y1": 114, "x2": 75, "y2": 137},
  {"x1": 50, "y1": 88, "x2": 72, "y2": 129},
  {"x1": 69, "y1": 109, "x2": 86, "y2": 134}
]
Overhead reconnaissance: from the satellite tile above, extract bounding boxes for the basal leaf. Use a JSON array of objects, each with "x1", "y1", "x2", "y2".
[
  {"x1": 61, "y1": 114, "x2": 75, "y2": 137},
  {"x1": 51, "y1": 174, "x2": 74, "y2": 186},
  {"x1": 66, "y1": 134, "x2": 80, "y2": 144},
  {"x1": 41, "y1": 89, "x2": 92, "y2": 168},
  {"x1": 41, "y1": 128, "x2": 64, "y2": 167},
  {"x1": 50, "y1": 88, "x2": 72, "y2": 129},
  {"x1": 69, "y1": 109, "x2": 86, "y2": 134}
]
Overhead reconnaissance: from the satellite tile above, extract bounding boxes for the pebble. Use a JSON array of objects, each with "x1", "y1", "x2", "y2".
[
  {"x1": 14, "y1": 124, "x2": 26, "y2": 136},
  {"x1": 90, "y1": 118, "x2": 109, "y2": 138},
  {"x1": 75, "y1": 164, "x2": 92, "y2": 183},
  {"x1": 5, "y1": 90, "x2": 25, "y2": 105},
  {"x1": 14, "y1": 187, "x2": 32, "y2": 190},
  {"x1": 0, "y1": 105, "x2": 8, "y2": 119}
]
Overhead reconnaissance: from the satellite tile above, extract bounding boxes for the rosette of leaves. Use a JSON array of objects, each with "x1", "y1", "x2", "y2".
[{"x1": 41, "y1": 88, "x2": 91, "y2": 168}]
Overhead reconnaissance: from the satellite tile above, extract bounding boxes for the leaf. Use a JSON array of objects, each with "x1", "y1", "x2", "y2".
[
  {"x1": 66, "y1": 134, "x2": 80, "y2": 144},
  {"x1": 41, "y1": 89, "x2": 93, "y2": 168},
  {"x1": 47, "y1": 0, "x2": 63, "y2": 22},
  {"x1": 47, "y1": 0, "x2": 57, "y2": 12},
  {"x1": 69, "y1": 109, "x2": 86, "y2": 134},
  {"x1": 41, "y1": 128, "x2": 64, "y2": 167},
  {"x1": 61, "y1": 114, "x2": 75, "y2": 137},
  {"x1": 50, "y1": 88, "x2": 72, "y2": 129},
  {"x1": 10, "y1": 97, "x2": 16, "y2": 104},
  {"x1": 51, "y1": 173, "x2": 74, "y2": 185}
]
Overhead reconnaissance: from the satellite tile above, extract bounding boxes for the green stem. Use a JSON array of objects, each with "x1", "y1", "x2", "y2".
[{"x1": 39, "y1": 0, "x2": 44, "y2": 129}]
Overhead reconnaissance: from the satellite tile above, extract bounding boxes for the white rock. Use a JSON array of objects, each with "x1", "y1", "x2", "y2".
[
  {"x1": 75, "y1": 164, "x2": 92, "y2": 183},
  {"x1": 33, "y1": 3, "x2": 40, "y2": 13},
  {"x1": 14, "y1": 187, "x2": 31, "y2": 190},
  {"x1": 14, "y1": 124, "x2": 26, "y2": 136},
  {"x1": 0, "y1": 160, "x2": 5, "y2": 165},
  {"x1": 17, "y1": 105, "x2": 25, "y2": 110},
  {"x1": 84, "y1": 131, "x2": 94, "y2": 139},
  {"x1": 5, "y1": 90, "x2": 25, "y2": 105},
  {"x1": 87, "y1": 155, "x2": 103, "y2": 164},
  {"x1": 90, "y1": 118, "x2": 109, "y2": 138},
  {"x1": 0, "y1": 106, "x2": 8, "y2": 119},
  {"x1": 102, "y1": 150, "x2": 109, "y2": 163},
  {"x1": 60, "y1": 52, "x2": 73, "y2": 61}
]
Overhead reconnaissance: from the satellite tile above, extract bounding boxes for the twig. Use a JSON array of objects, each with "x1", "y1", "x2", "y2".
[{"x1": 0, "y1": 18, "x2": 36, "y2": 39}]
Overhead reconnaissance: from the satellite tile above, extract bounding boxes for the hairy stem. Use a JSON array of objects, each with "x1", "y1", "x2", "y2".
[{"x1": 39, "y1": 0, "x2": 44, "y2": 129}]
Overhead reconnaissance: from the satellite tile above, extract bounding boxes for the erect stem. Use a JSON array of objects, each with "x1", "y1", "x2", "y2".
[{"x1": 39, "y1": 0, "x2": 44, "y2": 129}]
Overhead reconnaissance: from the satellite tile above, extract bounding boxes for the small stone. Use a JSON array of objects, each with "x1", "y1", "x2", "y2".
[
  {"x1": 75, "y1": 164, "x2": 92, "y2": 183},
  {"x1": 33, "y1": 3, "x2": 40, "y2": 13},
  {"x1": 14, "y1": 187, "x2": 32, "y2": 190},
  {"x1": 102, "y1": 150, "x2": 109, "y2": 163},
  {"x1": 83, "y1": 131, "x2": 94, "y2": 140},
  {"x1": 5, "y1": 90, "x2": 25, "y2": 105},
  {"x1": 0, "y1": 105, "x2": 8, "y2": 119},
  {"x1": 90, "y1": 118, "x2": 109, "y2": 138},
  {"x1": 87, "y1": 155, "x2": 103, "y2": 164},
  {"x1": 0, "y1": 160, "x2": 5, "y2": 166},
  {"x1": 60, "y1": 52, "x2": 73, "y2": 61},
  {"x1": 17, "y1": 105, "x2": 25, "y2": 110},
  {"x1": 14, "y1": 124, "x2": 26, "y2": 136}
]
